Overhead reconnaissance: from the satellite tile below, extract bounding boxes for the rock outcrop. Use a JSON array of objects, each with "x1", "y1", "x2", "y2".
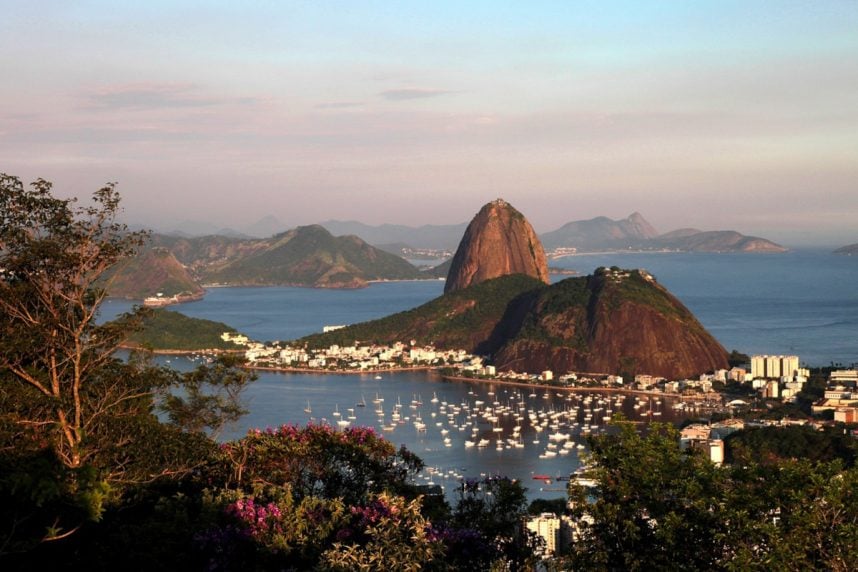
[
  {"x1": 307, "y1": 267, "x2": 729, "y2": 380},
  {"x1": 444, "y1": 199, "x2": 549, "y2": 294},
  {"x1": 491, "y1": 268, "x2": 729, "y2": 379}
]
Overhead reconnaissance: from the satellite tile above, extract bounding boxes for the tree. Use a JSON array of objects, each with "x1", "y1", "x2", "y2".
[
  {"x1": 0, "y1": 174, "x2": 149, "y2": 471},
  {"x1": 568, "y1": 418, "x2": 858, "y2": 571},
  {"x1": 220, "y1": 424, "x2": 423, "y2": 505},
  {"x1": 0, "y1": 175, "x2": 251, "y2": 551},
  {"x1": 159, "y1": 354, "x2": 256, "y2": 439},
  {"x1": 449, "y1": 476, "x2": 535, "y2": 570},
  {"x1": 567, "y1": 420, "x2": 729, "y2": 570}
]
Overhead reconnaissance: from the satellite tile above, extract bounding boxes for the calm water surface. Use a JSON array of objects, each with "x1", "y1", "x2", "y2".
[{"x1": 101, "y1": 249, "x2": 858, "y2": 499}]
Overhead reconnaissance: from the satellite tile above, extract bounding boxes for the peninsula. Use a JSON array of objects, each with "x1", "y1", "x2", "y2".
[{"x1": 302, "y1": 199, "x2": 729, "y2": 380}]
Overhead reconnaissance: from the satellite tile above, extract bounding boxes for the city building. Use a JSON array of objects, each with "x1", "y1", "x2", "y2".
[
  {"x1": 525, "y1": 513, "x2": 575, "y2": 557},
  {"x1": 751, "y1": 355, "x2": 801, "y2": 379},
  {"x1": 830, "y1": 370, "x2": 858, "y2": 384}
]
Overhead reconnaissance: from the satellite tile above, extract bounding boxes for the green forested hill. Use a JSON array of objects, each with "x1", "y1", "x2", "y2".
[
  {"x1": 303, "y1": 267, "x2": 728, "y2": 379},
  {"x1": 203, "y1": 225, "x2": 422, "y2": 287},
  {"x1": 299, "y1": 273, "x2": 546, "y2": 351},
  {"x1": 104, "y1": 247, "x2": 204, "y2": 299},
  {"x1": 151, "y1": 225, "x2": 423, "y2": 288},
  {"x1": 125, "y1": 309, "x2": 244, "y2": 351}
]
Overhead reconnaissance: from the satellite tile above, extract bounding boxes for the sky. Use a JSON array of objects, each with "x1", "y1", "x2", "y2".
[{"x1": 2, "y1": 1, "x2": 857, "y2": 246}]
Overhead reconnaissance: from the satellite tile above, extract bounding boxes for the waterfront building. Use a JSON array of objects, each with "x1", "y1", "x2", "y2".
[
  {"x1": 824, "y1": 387, "x2": 853, "y2": 400},
  {"x1": 765, "y1": 356, "x2": 782, "y2": 379},
  {"x1": 728, "y1": 367, "x2": 750, "y2": 382},
  {"x1": 709, "y1": 439, "x2": 724, "y2": 466}
]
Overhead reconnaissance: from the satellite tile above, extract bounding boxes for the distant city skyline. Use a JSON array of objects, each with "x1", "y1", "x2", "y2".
[{"x1": 2, "y1": 1, "x2": 857, "y2": 246}]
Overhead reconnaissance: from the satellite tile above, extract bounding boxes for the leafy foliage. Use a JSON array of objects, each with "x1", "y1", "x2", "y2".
[
  {"x1": 0, "y1": 176, "x2": 252, "y2": 556},
  {"x1": 567, "y1": 418, "x2": 858, "y2": 571},
  {"x1": 159, "y1": 354, "x2": 257, "y2": 438},
  {"x1": 725, "y1": 424, "x2": 858, "y2": 467},
  {"x1": 727, "y1": 349, "x2": 750, "y2": 368},
  {"x1": 448, "y1": 476, "x2": 536, "y2": 570},
  {"x1": 220, "y1": 424, "x2": 423, "y2": 505}
]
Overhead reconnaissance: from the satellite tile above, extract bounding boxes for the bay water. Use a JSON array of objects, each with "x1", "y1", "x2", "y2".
[{"x1": 99, "y1": 248, "x2": 858, "y2": 499}]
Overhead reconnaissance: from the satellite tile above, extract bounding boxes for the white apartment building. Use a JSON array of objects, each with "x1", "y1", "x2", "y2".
[
  {"x1": 526, "y1": 513, "x2": 575, "y2": 557},
  {"x1": 751, "y1": 355, "x2": 800, "y2": 379},
  {"x1": 830, "y1": 370, "x2": 858, "y2": 384}
]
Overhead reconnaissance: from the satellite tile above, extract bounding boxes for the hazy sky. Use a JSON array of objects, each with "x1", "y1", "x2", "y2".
[{"x1": 2, "y1": 1, "x2": 857, "y2": 246}]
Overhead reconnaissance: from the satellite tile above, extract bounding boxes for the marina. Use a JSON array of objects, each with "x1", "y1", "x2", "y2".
[{"x1": 218, "y1": 368, "x2": 694, "y2": 501}]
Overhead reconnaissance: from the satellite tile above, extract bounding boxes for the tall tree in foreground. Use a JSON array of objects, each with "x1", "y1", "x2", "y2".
[
  {"x1": 0, "y1": 175, "x2": 252, "y2": 553},
  {"x1": 0, "y1": 174, "x2": 149, "y2": 471}
]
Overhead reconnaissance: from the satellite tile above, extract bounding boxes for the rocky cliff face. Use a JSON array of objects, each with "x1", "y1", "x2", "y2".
[
  {"x1": 491, "y1": 268, "x2": 729, "y2": 379},
  {"x1": 444, "y1": 199, "x2": 549, "y2": 294}
]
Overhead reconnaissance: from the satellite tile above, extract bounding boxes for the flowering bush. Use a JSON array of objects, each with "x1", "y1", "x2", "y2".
[
  {"x1": 221, "y1": 424, "x2": 422, "y2": 504},
  {"x1": 322, "y1": 493, "x2": 441, "y2": 571}
]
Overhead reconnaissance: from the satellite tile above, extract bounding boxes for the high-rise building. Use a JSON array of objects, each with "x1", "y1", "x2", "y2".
[
  {"x1": 526, "y1": 513, "x2": 562, "y2": 556},
  {"x1": 751, "y1": 355, "x2": 800, "y2": 379},
  {"x1": 765, "y1": 356, "x2": 782, "y2": 379},
  {"x1": 751, "y1": 355, "x2": 766, "y2": 378},
  {"x1": 781, "y1": 355, "x2": 799, "y2": 378}
]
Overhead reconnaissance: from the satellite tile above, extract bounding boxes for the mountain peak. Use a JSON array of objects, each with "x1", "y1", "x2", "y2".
[
  {"x1": 444, "y1": 200, "x2": 549, "y2": 294},
  {"x1": 623, "y1": 212, "x2": 659, "y2": 239}
]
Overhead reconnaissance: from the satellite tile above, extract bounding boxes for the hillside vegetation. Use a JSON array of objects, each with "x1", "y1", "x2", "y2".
[
  {"x1": 153, "y1": 225, "x2": 423, "y2": 288},
  {"x1": 300, "y1": 274, "x2": 546, "y2": 352},
  {"x1": 303, "y1": 267, "x2": 729, "y2": 379},
  {"x1": 125, "y1": 309, "x2": 243, "y2": 351},
  {"x1": 104, "y1": 247, "x2": 204, "y2": 299}
]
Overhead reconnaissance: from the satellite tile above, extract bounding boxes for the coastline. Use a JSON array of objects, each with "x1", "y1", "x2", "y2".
[
  {"x1": 117, "y1": 343, "x2": 244, "y2": 356},
  {"x1": 245, "y1": 364, "x2": 440, "y2": 375},
  {"x1": 438, "y1": 373, "x2": 676, "y2": 398},
  {"x1": 238, "y1": 365, "x2": 722, "y2": 403}
]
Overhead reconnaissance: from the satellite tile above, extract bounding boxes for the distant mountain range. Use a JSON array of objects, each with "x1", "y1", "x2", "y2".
[
  {"x1": 152, "y1": 212, "x2": 785, "y2": 254},
  {"x1": 834, "y1": 243, "x2": 858, "y2": 255},
  {"x1": 319, "y1": 220, "x2": 468, "y2": 251},
  {"x1": 540, "y1": 212, "x2": 658, "y2": 250},
  {"x1": 109, "y1": 225, "x2": 425, "y2": 299},
  {"x1": 320, "y1": 213, "x2": 785, "y2": 254},
  {"x1": 115, "y1": 211, "x2": 785, "y2": 301}
]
